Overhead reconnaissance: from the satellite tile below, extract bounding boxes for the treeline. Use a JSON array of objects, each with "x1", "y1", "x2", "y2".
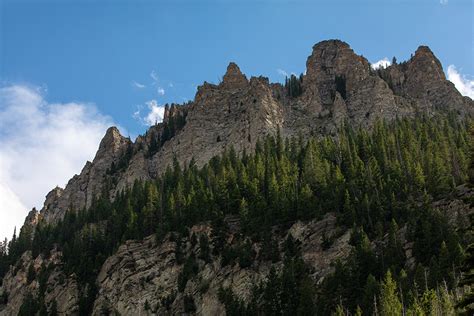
[
  {"x1": 1, "y1": 115, "x2": 472, "y2": 314},
  {"x1": 146, "y1": 107, "x2": 187, "y2": 158},
  {"x1": 285, "y1": 74, "x2": 303, "y2": 98}
]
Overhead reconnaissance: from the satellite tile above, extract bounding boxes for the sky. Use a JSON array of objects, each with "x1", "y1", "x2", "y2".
[{"x1": 0, "y1": 0, "x2": 473, "y2": 241}]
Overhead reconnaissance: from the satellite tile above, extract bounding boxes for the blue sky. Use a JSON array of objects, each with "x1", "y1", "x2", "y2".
[
  {"x1": 0, "y1": 0, "x2": 473, "y2": 240},
  {"x1": 1, "y1": 0, "x2": 473, "y2": 136}
]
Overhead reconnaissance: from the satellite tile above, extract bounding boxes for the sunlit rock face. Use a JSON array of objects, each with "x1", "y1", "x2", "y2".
[{"x1": 1, "y1": 39, "x2": 472, "y2": 315}]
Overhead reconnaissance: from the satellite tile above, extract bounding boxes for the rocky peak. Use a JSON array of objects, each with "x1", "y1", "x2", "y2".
[
  {"x1": 304, "y1": 39, "x2": 370, "y2": 104},
  {"x1": 220, "y1": 62, "x2": 248, "y2": 90},
  {"x1": 44, "y1": 187, "x2": 64, "y2": 207},
  {"x1": 15, "y1": 40, "x2": 474, "y2": 231},
  {"x1": 163, "y1": 103, "x2": 188, "y2": 124},
  {"x1": 407, "y1": 45, "x2": 445, "y2": 81},
  {"x1": 23, "y1": 208, "x2": 40, "y2": 227},
  {"x1": 95, "y1": 126, "x2": 130, "y2": 161}
]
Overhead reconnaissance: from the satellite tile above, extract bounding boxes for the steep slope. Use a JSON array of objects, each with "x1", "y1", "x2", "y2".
[
  {"x1": 32, "y1": 40, "x2": 473, "y2": 228},
  {"x1": 1, "y1": 40, "x2": 473, "y2": 315}
]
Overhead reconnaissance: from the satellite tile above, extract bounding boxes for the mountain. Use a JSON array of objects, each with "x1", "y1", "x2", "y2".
[
  {"x1": 0, "y1": 40, "x2": 473, "y2": 315},
  {"x1": 37, "y1": 40, "x2": 473, "y2": 225}
]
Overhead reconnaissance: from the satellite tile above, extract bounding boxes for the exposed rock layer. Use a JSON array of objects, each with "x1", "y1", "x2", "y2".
[
  {"x1": 1, "y1": 40, "x2": 473, "y2": 315},
  {"x1": 31, "y1": 40, "x2": 473, "y2": 227}
]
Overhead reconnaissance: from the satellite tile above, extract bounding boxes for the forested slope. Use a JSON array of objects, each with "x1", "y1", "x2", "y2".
[{"x1": 1, "y1": 115, "x2": 473, "y2": 315}]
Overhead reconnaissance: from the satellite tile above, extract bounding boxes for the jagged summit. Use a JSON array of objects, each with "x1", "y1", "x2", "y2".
[
  {"x1": 304, "y1": 39, "x2": 370, "y2": 105},
  {"x1": 20, "y1": 40, "x2": 474, "y2": 227},
  {"x1": 414, "y1": 45, "x2": 437, "y2": 57},
  {"x1": 97, "y1": 127, "x2": 126, "y2": 151},
  {"x1": 1, "y1": 39, "x2": 474, "y2": 315},
  {"x1": 220, "y1": 62, "x2": 248, "y2": 89},
  {"x1": 408, "y1": 45, "x2": 446, "y2": 81}
]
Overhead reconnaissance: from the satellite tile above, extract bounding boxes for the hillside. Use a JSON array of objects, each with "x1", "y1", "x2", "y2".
[{"x1": 0, "y1": 40, "x2": 473, "y2": 315}]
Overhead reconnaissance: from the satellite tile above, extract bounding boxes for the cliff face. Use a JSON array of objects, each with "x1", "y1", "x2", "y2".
[
  {"x1": 91, "y1": 214, "x2": 350, "y2": 315},
  {"x1": 1, "y1": 40, "x2": 472, "y2": 315},
  {"x1": 2, "y1": 188, "x2": 472, "y2": 315},
  {"x1": 41, "y1": 127, "x2": 132, "y2": 224},
  {"x1": 29, "y1": 40, "x2": 473, "y2": 229}
]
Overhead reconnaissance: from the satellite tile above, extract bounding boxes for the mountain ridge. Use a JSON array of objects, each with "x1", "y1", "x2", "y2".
[
  {"x1": 34, "y1": 39, "x2": 473, "y2": 227},
  {"x1": 2, "y1": 39, "x2": 473, "y2": 315}
]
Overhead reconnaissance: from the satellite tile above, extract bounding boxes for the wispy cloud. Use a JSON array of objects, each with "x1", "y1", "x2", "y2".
[
  {"x1": 447, "y1": 65, "x2": 474, "y2": 99},
  {"x1": 277, "y1": 68, "x2": 288, "y2": 77},
  {"x1": 149, "y1": 70, "x2": 166, "y2": 95},
  {"x1": 440, "y1": 0, "x2": 448, "y2": 5},
  {"x1": 0, "y1": 84, "x2": 115, "y2": 241},
  {"x1": 133, "y1": 99, "x2": 166, "y2": 126},
  {"x1": 131, "y1": 80, "x2": 146, "y2": 89},
  {"x1": 371, "y1": 58, "x2": 391, "y2": 70},
  {"x1": 150, "y1": 70, "x2": 159, "y2": 82}
]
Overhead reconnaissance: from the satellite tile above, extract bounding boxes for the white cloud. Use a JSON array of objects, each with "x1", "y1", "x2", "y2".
[
  {"x1": 150, "y1": 70, "x2": 159, "y2": 82},
  {"x1": 133, "y1": 99, "x2": 165, "y2": 126},
  {"x1": 131, "y1": 81, "x2": 146, "y2": 89},
  {"x1": 447, "y1": 65, "x2": 474, "y2": 99},
  {"x1": 149, "y1": 70, "x2": 166, "y2": 96},
  {"x1": 440, "y1": 0, "x2": 448, "y2": 5},
  {"x1": 0, "y1": 84, "x2": 114, "y2": 241},
  {"x1": 277, "y1": 68, "x2": 288, "y2": 77},
  {"x1": 371, "y1": 58, "x2": 391, "y2": 70}
]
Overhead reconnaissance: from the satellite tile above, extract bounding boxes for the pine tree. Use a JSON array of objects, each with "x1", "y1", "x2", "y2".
[
  {"x1": 380, "y1": 270, "x2": 402, "y2": 316},
  {"x1": 332, "y1": 304, "x2": 345, "y2": 316}
]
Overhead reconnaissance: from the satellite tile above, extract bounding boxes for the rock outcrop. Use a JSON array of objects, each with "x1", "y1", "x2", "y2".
[
  {"x1": 1, "y1": 39, "x2": 473, "y2": 315},
  {"x1": 41, "y1": 127, "x2": 132, "y2": 224},
  {"x1": 91, "y1": 213, "x2": 350, "y2": 315},
  {"x1": 32, "y1": 40, "x2": 473, "y2": 227},
  {"x1": 0, "y1": 250, "x2": 80, "y2": 315}
]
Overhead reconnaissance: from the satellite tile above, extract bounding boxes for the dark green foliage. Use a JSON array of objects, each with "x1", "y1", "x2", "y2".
[
  {"x1": 78, "y1": 284, "x2": 97, "y2": 315},
  {"x1": 27, "y1": 263, "x2": 36, "y2": 283},
  {"x1": 238, "y1": 240, "x2": 255, "y2": 268},
  {"x1": 162, "y1": 109, "x2": 187, "y2": 150},
  {"x1": 18, "y1": 292, "x2": 39, "y2": 316},
  {"x1": 218, "y1": 243, "x2": 316, "y2": 315},
  {"x1": 144, "y1": 299, "x2": 150, "y2": 311},
  {"x1": 161, "y1": 291, "x2": 177, "y2": 310},
  {"x1": 285, "y1": 74, "x2": 303, "y2": 98},
  {"x1": 457, "y1": 212, "x2": 474, "y2": 315},
  {"x1": 174, "y1": 234, "x2": 184, "y2": 264},
  {"x1": 2, "y1": 115, "x2": 472, "y2": 315},
  {"x1": 143, "y1": 107, "x2": 188, "y2": 158},
  {"x1": 106, "y1": 143, "x2": 134, "y2": 175},
  {"x1": 335, "y1": 75, "x2": 347, "y2": 99},
  {"x1": 0, "y1": 291, "x2": 8, "y2": 305},
  {"x1": 183, "y1": 295, "x2": 196, "y2": 313},
  {"x1": 50, "y1": 300, "x2": 58, "y2": 316},
  {"x1": 260, "y1": 230, "x2": 280, "y2": 262},
  {"x1": 211, "y1": 216, "x2": 228, "y2": 256},
  {"x1": 468, "y1": 123, "x2": 474, "y2": 185},
  {"x1": 220, "y1": 238, "x2": 256, "y2": 268},
  {"x1": 218, "y1": 286, "x2": 249, "y2": 316},
  {"x1": 38, "y1": 301, "x2": 48, "y2": 316},
  {"x1": 198, "y1": 235, "x2": 210, "y2": 262},
  {"x1": 177, "y1": 254, "x2": 199, "y2": 292}
]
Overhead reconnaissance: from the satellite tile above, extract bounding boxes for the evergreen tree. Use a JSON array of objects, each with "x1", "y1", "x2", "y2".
[{"x1": 380, "y1": 270, "x2": 402, "y2": 316}]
